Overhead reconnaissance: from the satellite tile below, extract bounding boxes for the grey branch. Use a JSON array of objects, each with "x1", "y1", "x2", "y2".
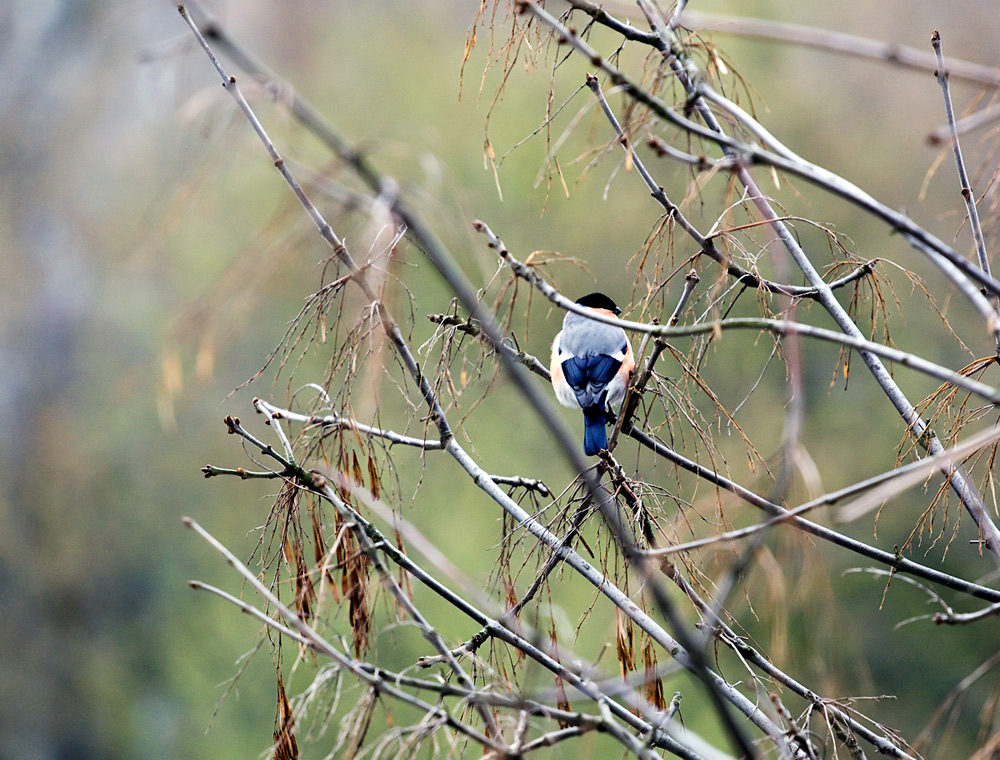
[
  {"x1": 174, "y1": 4, "x2": 984, "y2": 756},
  {"x1": 223, "y1": 408, "x2": 713, "y2": 758},
  {"x1": 931, "y1": 30, "x2": 997, "y2": 354},
  {"x1": 928, "y1": 100, "x2": 1000, "y2": 144},
  {"x1": 934, "y1": 601, "x2": 1000, "y2": 625},
  {"x1": 176, "y1": 13, "x2": 718, "y2": 749},
  {"x1": 680, "y1": 10, "x2": 1000, "y2": 88},
  {"x1": 623, "y1": 423, "x2": 1000, "y2": 604}
]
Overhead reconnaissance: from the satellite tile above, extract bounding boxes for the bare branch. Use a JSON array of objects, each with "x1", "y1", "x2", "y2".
[
  {"x1": 681, "y1": 10, "x2": 1000, "y2": 89},
  {"x1": 934, "y1": 601, "x2": 1000, "y2": 625},
  {"x1": 931, "y1": 30, "x2": 996, "y2": 354},
  {"x1": 583, "y1": 72, "x2": 844, "y2": 300},
  {"x1": 170, "y1": 4, "x2": 1000, "y2": 757},
  {"x1": 622, "y1": 423, "x2": 1000, "y2": 603},
  {"x1": 928, "y1": 100, "x2": 1000, "y2": 144}
]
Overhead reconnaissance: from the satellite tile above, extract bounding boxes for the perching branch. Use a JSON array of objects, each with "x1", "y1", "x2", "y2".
[
  {"x1": 474, "y1": 219, "x2": 1000, "y2": 404},
  {"x1": 214, "y1": 408, "x2": 716, "y2": 759}
]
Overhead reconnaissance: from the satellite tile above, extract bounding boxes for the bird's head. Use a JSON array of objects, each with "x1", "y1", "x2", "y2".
[{"x1": 575, "y1": 292, "x2": 621, "y2": 316}]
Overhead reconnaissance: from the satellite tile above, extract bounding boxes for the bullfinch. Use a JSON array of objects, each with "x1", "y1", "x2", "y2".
[{"x1": 550, "y1": 293, "x2": 635, "y2": 456}]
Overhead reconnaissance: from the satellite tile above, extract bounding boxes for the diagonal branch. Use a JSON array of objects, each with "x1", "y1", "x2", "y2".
[
  {"x1": 622, "y1": 422, "x2": 1000, "y2": 603},
  {"x1": 584, "y1": 71, "x2": 863, "y2": 301},
  {"x1": 222, "y1": 410, "x2": 713, "y2": 759},
  {"x1": 448, "y1": 320, "x2": 1000, "y2": 602},
  {"x1": 176, "y1": 8, "x2": 745, "y2": 756}
]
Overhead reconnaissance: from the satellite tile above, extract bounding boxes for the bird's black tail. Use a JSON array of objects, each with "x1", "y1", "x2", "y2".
[{"x1": 582, "y1": 406, "x2": 607, "y2": 456}]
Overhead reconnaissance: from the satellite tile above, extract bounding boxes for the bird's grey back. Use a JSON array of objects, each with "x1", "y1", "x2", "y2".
[{"x1": 560, "y1": 311, "x2": 627, "y2": 356}]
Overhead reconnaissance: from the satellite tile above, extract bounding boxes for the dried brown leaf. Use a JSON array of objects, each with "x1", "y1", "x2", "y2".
[
  {"x1": 273, "y1": 676, "x2": 298, "y2": 760},
  {"x1": 616, "y1": 611, "x2": 635, "y2": 678},
  {"x1": 344, "y1": 531, "x2": 371, "y2": 656},
  {"x1": 367, "y1": 454, "x2": 381, "y2": 500},
  {"x1": 643, "y1": 639, "x2": 666, "y2": 711},
  {"x1": 550, "y1": 626, "x2": 571, "y2": 728},
  {"x1": 351, "y1": 451, "x2": 364, "y2": 488}
]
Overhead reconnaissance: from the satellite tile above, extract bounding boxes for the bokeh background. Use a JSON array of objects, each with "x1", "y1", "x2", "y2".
[{"x1": 3, "y1": 1, "x2": 1000, "y2": 758}]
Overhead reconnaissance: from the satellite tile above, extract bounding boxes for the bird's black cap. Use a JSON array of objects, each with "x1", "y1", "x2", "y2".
[{"x1": 575, "y1": 292, "x2": 621, "y2": 315}]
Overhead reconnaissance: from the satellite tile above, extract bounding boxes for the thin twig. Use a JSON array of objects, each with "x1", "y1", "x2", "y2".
[
  {"x1": 680, "y1": 10, "x2": 1000, "y2": 89},
  {"x1": 931, "y1": 29, "x2": 997, "y2": 353},
  {"x1": 648, "y1": 423, "x2": 1000, "y2": 556},
  {"x1": 928, "y1": 100, "x2": 1000, "y2": 144},
  {"x1": 427, "y1": 312, "x2": 551, "y2": 378},
  {"x1": 200, "y1": 464, "x2": 285, "y2": 479},
  {"x1": 934, "y1": 600, "x2": 1000, "y2": 625},
  {"x1": 668, "y1": 270, "x2": 700, "y2": 327},
  {"x1": 257, "y1": 402, "x2": 446, "y2": 449}
]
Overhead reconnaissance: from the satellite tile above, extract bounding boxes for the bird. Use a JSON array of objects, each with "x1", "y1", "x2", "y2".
[{"x1": 550, "y1": 293, "x2": 635, "y2": 456}]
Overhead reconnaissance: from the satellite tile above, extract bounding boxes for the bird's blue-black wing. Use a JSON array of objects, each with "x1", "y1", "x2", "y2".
[{"x1": 561, "y1": 353, "x2": 622, "y2": 409}]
